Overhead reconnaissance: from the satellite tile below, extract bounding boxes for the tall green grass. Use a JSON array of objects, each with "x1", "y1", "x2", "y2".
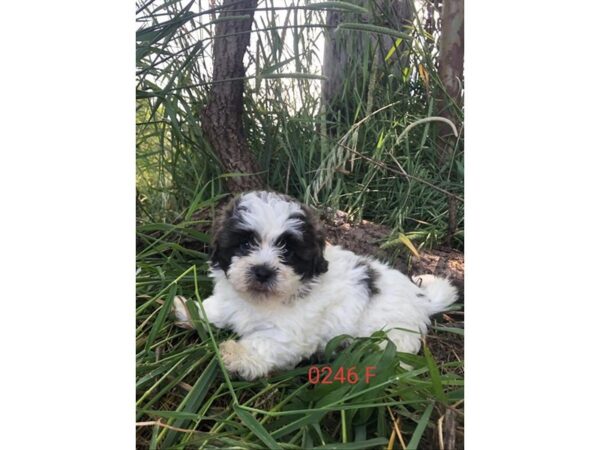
[
  {"x1": 136, "y1": 0, "x2": 463, "y2": 247},
  {"x1": 137, "y1": 0, "x2": 464, "y2": 447}
]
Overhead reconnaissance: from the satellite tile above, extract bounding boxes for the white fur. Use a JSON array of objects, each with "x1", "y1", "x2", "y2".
[
  {"x1": 173, "y1": 193, "x2": 458, "y2": 380},
  {"x1": 236, "y1": 191, "x2": 305, "y2": 241}
]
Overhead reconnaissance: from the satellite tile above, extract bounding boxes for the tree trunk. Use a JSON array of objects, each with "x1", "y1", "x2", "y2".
[
  {"x1": 320, "y1": 0, "x2": 413, "y2": 131},
  {"x1": 201, "y1": 0, "x2": 264, "y2": 193},
  {"x1": 320, "y1": 8, "x2": 351, "y2": 121},
  {"x1": 436, "y1": 0, "x2": 464, "y2": 246},
  {"x1": 437, "y1": 0, "x2": 464, "y2": 154},
  {"x1": 438, "y1": 0, "x2": 464, "y2": 105}
]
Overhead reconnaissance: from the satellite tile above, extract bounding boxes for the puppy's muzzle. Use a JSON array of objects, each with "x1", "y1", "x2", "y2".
[{"x1": 250, "y1": 264, "x2": 276, "y2": 284}]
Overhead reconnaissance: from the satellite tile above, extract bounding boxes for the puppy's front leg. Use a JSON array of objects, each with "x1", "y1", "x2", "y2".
[
  {"x1": 172, "y1": 295, "x2": 229, "y2": 329},
  {"x1": 219, "y1": 335, "x2": 300, "y2": 381}
]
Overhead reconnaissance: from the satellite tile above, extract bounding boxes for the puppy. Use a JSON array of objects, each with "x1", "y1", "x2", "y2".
[{"x1": 173, "y1": 191, "x2": 458, "y2": 380}]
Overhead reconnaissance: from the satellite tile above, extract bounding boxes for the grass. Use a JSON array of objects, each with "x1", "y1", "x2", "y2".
[{"x1": 136, "y1": 0, "x2": 464, "y2": 448}]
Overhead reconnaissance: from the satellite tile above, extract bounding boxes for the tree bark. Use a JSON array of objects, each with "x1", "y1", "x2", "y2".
[
  {"x1": 436, "y1": 0, "x2": 464, "y2": 246},
  {"x1": 201, "y1": 0, "x2": 264, "y2": 193},
  {"x1": 438, "y1": 0, "x2": 464, "y2": 105},
  {"x1": 320, "y1": 1, "x2": 413, "y2": 130},
  {"x1": 320, "y1": 8, "x2": 351, "y2": 120},
  {"x1": 437, "y1": 0, "x2": 464, "y2": 153}
]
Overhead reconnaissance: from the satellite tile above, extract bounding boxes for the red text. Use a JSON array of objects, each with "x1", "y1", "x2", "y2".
[{"x1": 307, "y1": 365, "x2": 376, "y2": 384}]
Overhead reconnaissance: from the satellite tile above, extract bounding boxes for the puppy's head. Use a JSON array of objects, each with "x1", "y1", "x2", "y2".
[{"x1": 210, "y1": 191, "x2": 328, "y2": 302}]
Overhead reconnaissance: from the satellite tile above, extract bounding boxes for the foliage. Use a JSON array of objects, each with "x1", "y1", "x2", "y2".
[{"x1": 136, "y1": 0, "x2": 463, "y2": 247}]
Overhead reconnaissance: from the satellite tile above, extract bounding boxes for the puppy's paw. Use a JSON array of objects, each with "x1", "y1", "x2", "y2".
[
  {"x1": 218, "y1": 340, "x2": 268, "y2": 381},
  {"x1": 219, "y1": 339, "x2": 245, "y2": 368},
  {"x1": 171, "y1": 295, "x2": 194, "y2": 329}
]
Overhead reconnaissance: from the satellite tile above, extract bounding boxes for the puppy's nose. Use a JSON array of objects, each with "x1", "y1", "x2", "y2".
[{"x1": 252, "y1": 265, "x2": 275, "y2": 283}]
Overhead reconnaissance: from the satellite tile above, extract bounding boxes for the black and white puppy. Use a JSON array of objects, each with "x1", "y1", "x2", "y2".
[{"x1": 174, "y1": 191, "x2": 458, "y2": 380}]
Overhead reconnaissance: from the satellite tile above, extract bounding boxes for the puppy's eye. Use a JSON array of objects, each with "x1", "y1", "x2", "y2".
[
  {"x1": 276, "y1": 233, "x2": 297, "y2": 258},
  {"x1": 278, "y1": 241, "x2": 294, "y2": 257},
  {"x1": 239, "y1": 240, "x2": 252, "y2": 250}
]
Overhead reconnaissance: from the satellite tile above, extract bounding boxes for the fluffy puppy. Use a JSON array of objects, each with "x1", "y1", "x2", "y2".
[{"x1": 173, "y1": 191, "x2": 458, "y2": 380}]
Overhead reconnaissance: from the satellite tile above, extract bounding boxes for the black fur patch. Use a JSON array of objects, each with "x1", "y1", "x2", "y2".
[
  {"x1": 416, "y1": 293, "x2": 425, "y2": 298},
  {"x1": 356, "y1": 261, "x2": 380, "y2": 297},
  {"x1": 276, "y1": 205, "x2": 328, "y2": 280},
  {"x1": 210, "y1": 197, "x2": 257, "y2": 273}
]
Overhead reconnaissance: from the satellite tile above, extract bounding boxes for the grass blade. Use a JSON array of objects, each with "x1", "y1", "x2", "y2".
[
  {"x1": 423, "y1": 343, "x2": 448, "y2": 404},
  {"x1": 144, "y1": 285, "x2": 176, "y2": 353},
  {"x1": 316, "y1": 437, "x2": 388, "y2": 449},
  {"x1": 406, "y1": 402, "x2": 434, "y2": 450},
  {"x1": 235, "y1": 404, "x2": 283, "y2": 449},
  {"x1": 160, "y1": 357, "x2": 219, "y2": 448}
]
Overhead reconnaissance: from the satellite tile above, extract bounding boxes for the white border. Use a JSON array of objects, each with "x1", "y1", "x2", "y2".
[
  {"x1": 468, "y1": 0, "x2": 600, "y2": 448},
  {"x1": 0, "y1": 1, "x2": 135, "y2": 448},
  {"x1": 1, "y1": 1, "x2": 599, "y2": 448}
]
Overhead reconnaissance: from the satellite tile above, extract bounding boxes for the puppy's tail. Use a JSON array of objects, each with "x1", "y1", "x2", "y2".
[{"x1": 412, "y1": 274, "x2": 458, "y2": 316}]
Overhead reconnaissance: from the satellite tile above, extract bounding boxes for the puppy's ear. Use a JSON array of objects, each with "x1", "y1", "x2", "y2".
[
  {"x1": 209, "y1": 194, "x2": 240, "y2": 271},
  {"x1": 209, "y1": 240, "x2": 223, "y2": 269},
  {"x1": 301, "y1": 205, "x2": 329, "y2": 277},
  {"x1": 312, "y1": 231, "x2": 329, "y2": 276}
]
